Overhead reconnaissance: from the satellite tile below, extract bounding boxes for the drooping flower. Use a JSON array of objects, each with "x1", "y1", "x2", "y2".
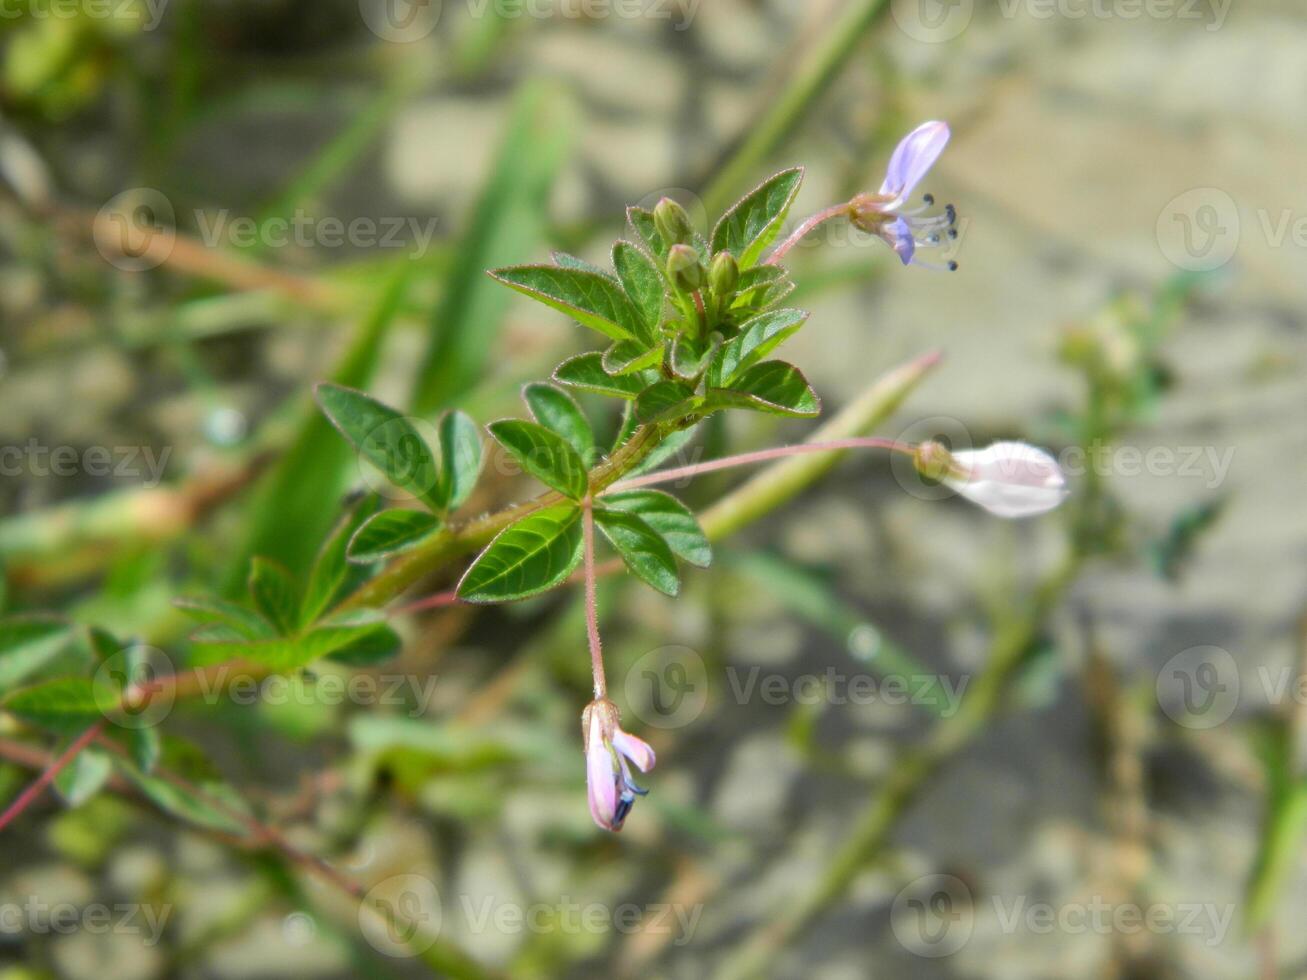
[
  {"x1": 583, "y1": 698, "x2": 656, "y2": 832},
  {"x1": 849, "y1": 120, "x2": 958, "y2": 270},
  {"x1": 917, "y1": 440, "x2": 1069, "y2": 518}
]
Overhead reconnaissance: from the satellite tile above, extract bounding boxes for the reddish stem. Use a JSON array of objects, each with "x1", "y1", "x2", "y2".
[
  {"x1": 609, "y1": 437, "x2": 911, "y2": 492},
  {"x1": 0, "y1": 721, "x2": 104, "y2": 833},
  {"x1": 764, "y1": 203, "x2": 851, "y2": 266},
  {"x1": 582, "y1": 498, "x2": 607, "y2": 700}
]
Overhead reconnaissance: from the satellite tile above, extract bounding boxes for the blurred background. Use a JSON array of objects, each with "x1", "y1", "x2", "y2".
[{"x1": 0, "y1": 0, "x2": 1303, "y2": 977}]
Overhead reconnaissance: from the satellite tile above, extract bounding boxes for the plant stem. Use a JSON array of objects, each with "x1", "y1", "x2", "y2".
[
  {"x1": 582, "y1": 498, "x2": 607, "y2": 700},
  {"x1": 0, "y1": 721, "x2": 104, "y2": 832},
  {"x1": 610, "y1": 437, "x2": 908, "y2": 492},
  {"x1": 65, "y1": 350, "x2": 942, "y2": 723},
  {"x1": 339, "y1": 422, "x2": 664, "y2": 611},
  {"x1": 763, "y1": 204, "x2": 851, "y2": 266},
  {"x1": 699, "y1": 350, "x2": 939, "y2": 541}
]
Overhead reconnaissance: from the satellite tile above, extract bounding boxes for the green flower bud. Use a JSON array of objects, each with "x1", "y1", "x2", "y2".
[
  {"x1": 708, "y1": 251, "x2": 738, "y2": 298},
  {"x1": 653, "y1": 197, "x2": 693, "y2": 246},
  {"x1": 666, "y1": 244, "x2": 703, "y2": 292}
]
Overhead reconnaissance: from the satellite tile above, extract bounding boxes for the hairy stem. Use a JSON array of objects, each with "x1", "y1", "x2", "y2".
[
  {"x1": 582, "y1": 499, "x2": 607, "y2": 700},
  {"x1": 339, "y1": 422, "x2": 664, "y2": 611},
  {"x1": 610, "y1": 437, "x2": 908, "y2": 492},
  {"x1": 763, "y1": 204, "x2": 851, "y2": 266},
  {"x1": 0, "y1": 721, "x2": 105, "y2": 832}
]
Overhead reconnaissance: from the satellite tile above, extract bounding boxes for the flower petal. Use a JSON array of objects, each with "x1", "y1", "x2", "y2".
[
  {"x1": 879, "y1": 121, "x2": 950, "y2": 206},
  {"x1": 944, "y1": 442, "x2": 1068, "y2": 518},
  {"x1": 882, "y1": 217, "x2": 915, "y2": 265},
  {"x1": 612, "y1": 730, "x2": 656, "y2": 772},
  {"x1": 586, "y1": 738, "x2": 618, "y2": 830}
]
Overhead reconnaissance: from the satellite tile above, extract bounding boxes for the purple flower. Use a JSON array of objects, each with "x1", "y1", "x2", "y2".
[
  {"x1": 583, "y1": 699, "x2": 656, "y2": 832},
  {"x1": 851, "y1": 121, "x2": 959, "y2": 270}
]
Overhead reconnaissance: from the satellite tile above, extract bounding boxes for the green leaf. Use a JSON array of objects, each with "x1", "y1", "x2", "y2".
[
  {"x1": 190, "y1": 623, "x2": 391, "y2": 671},
  {"x1": 173, "y1": 597, "x2": 274, "y2": 641},
  {"x1": 670, "y1": 333, "x2": 721, "y2": 381},
  {"x1": 326, "y1": 624, "x2": 402, "y2": 667},
  {"x1": 602, "y1": 339, "x2": 662, "y2": 377},
  {"x1": 315, "y1": 383, "x2": 443, "y2": 510},
  {"x1": 2, "y1": 678, "x2": 100, "y2": 733},
  {"x1": 599, "y1": 489, "x2": 711, "y2": 567},
  {"x1": 612, "y1": 240, "x2": 664, "y2": 332},
  {"x1": 347, "y1": 510, "x2": 443, "y2": 564},
  {"x1": 523, "y1": 383, "x2": 594, "y2": 460},
  {"x1": 711, "y1": 168, "x2": 803, "y2": 269},
  {"x1": 54, "y1": 746, "x2": 112, "y2": 807},
  {"x1": 457, "y1": 505, "x2": 584, "y2": 603},
  {"x1": 732, "y1": 266, "x2": 796, "y2": 316},
  {"x1": 488, "y1": 420, "x2": 589, "y2": 499},
  {"x1": 713, "y1": 308, "x2": 809, "y2": 384},
  {"x1": 248, "y1": 558, "x2": 299, "y2": 635},
  {"x1": 551, "y1": 250, "x2": 611, "y2": 276},
  {"x1": 554, "y1": 352, "x2": 652, "y2": 399},
  {"x1": 0, "y1": 616, "x2": 72, "y2": 696},
  {"x1": 299, "y1": 496, "x2": 379, "y2": 627},
  {"x1": 114, "y1": 756, "x2": 248, "y2": 835},
  {"x1": 130, "y1": 726, "x2": 161, "y2": 774},
  {"x1": 636, "y1": 380, "x2": 702, "y2": 424},
  {"x1": 436, "y1": 410, "x2": 483, "y2": 512},
  {"x1": 488, "y1": 265, "x2": 645, "y2": 342},
  {"x1": 593, "y1": 508, "x2": 680, "y2": 597},
  {"x1": 707, "y1": 360, "x2": 821, "y2": 418}
]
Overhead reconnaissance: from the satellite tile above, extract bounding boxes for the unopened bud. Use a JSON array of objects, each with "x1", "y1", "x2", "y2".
[
  {"x1": 653, "y1": 197, "x2": 692, "y2": 245},
  {"x1": 667, "y1": 244, "x2": 703, "y2": 292},
  {"x1": 939, "y1": 441, "x2": 1069, "y2": 519},
  {"x1": 708, "y1": 251, "x2": 738, "y2": 298}
]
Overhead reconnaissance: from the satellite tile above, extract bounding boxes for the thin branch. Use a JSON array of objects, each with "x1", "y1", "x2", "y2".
[{"x1": 0, "y1": 721, "x2": 105, "y2": 832}]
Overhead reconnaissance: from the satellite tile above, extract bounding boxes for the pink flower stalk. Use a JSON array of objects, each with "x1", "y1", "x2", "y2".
[
  {"x1": 850, "y1": 120, "x2": 958, "y2": 270},
  {"x1": 922, "y1": 440, "x2": 1069, "y2": 518},
  {"x1": 583, "y1": 698, "x2": 656, "y2": 832}
]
